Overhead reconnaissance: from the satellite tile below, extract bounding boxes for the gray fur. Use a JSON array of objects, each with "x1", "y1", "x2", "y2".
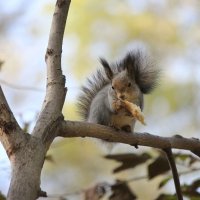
[
  {"x1": 77, "y1": 66, "x2": 121, "y2": 121},
  {"x1": 87, "y1": 85, "x2": 112, "y2": 125},
  {"x1": 77, "y1": 69, "x2": 110, "y2": 121},
  {"x1": 77, "y1": 50, "x2": 159, "y2": 128}
]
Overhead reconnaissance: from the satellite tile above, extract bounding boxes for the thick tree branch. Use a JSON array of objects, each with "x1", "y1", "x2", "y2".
[
  {"x1": 0, "y1": 86, "x2": 24, "y2": 157},
  {"x1": 32, "y1": 0, "x2": 71, "y2": 145},
  {"x1": 7, "y1": 136, "x2": 46, "y2": 200},
  {"x1": 59, "y1": 120, "x2": 200, "y2": 152}
]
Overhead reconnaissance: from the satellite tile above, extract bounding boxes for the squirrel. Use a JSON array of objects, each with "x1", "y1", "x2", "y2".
[{"x1": 78, "y1": 49, "x2": 159, "y2": 132}]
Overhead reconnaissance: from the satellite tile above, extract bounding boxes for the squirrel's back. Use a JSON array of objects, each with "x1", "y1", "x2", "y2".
[{"x1": 77, "y1": 69, "x2": 109, "y2": 121}]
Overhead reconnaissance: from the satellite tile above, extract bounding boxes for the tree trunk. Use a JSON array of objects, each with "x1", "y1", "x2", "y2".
[{"x1": 7, "y1": 136, "x2": 45, "y2": 200}]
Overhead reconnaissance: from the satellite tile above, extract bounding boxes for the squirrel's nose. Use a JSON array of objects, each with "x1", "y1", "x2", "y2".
[{"x1": 119, "y1": 95, "x2": 125, "y2": 100}]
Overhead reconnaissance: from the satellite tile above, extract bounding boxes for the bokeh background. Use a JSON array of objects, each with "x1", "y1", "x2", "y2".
[{"x1": 0, "y1": 0, "x2": 200, "y2": 199}]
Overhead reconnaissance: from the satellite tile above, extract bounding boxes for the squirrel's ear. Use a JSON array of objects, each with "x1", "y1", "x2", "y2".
[
  {"x1": 124, "y1": 52, "x2": 135, "y2": 79},
  {"x1": 99, "y1": 58, "x2": 113, "y2": 80}
]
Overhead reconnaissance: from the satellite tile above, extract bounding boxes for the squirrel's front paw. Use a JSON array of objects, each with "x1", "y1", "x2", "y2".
[
  {"x1": 112, "y1": 100, "x2": 122, "y2": 112},
  {"x1": 122, "y1": 100, "x2": 146, "y2": 125}
]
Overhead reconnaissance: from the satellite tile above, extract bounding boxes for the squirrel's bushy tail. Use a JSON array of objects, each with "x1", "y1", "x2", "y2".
[
  {"x1": 77, "y1": 69, "x2": 109, "y2": 120},
  {"x1": 119, "y1": 50, "x2": 159, "y2": 94}
]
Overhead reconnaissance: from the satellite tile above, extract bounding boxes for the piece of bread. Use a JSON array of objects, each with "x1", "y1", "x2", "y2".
[{"x1": 122, "y1": 100, "x2": 146, "y2": 125}]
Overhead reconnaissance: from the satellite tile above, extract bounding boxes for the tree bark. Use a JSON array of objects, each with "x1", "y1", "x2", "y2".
[
  {"x1": 32, "y1": 0, "x2": 69, "y2": 144},
  {"x1": 59, "y1": 120, "x2": 200, "y2": 152},
  {"x1": 7, "y1": 136, "x2": 46, "y2": 200},
  {"x1": 0, "y1": 86, "x2": 23, "y2": 157}
]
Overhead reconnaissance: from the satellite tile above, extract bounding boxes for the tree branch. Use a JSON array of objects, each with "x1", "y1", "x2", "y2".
[
  {"x1": 0, "y1": 86, "x2": 24, "y2": 158},
  {"x1": 59, "y1": 120, "x2": 200, "y2": 152},
  {"x1": 32, "y1": 0, "x2": 71, "y2": 146},
  {"x1": 164, "y1": 148, "x2": 183, "y2": 200},
  {"x1": 0, "y1": 79, "x2": 44, "y2": 92}
]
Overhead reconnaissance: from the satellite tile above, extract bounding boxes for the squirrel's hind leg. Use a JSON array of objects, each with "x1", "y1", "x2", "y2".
[{"x1": 121, "y1": 125, "x2": 132, "y2": 132}]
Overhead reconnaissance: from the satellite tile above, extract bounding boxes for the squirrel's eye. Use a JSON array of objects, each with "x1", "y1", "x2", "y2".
[
  {"x1": 112, "y1": 86, "x2": 114, "y2": 90},
  {"x1": 128, "y1": 82, "x2": 131, "y2": 87}
]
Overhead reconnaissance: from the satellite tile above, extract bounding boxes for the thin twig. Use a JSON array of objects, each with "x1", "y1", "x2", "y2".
[
  {"x1": 0, "y1": 79, "x2": 44, "y2": 92},
  {"x1": 0, "y1": 79, "x2": 79, "y2": 92},
  {"x1": 164, "y1": 148, "x2": 183, "y2": 200}
]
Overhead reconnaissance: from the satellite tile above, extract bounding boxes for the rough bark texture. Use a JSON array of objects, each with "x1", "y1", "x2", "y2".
[
  {"x1": 7, "y1": 136, "x2": 46, "y2": 200},
  {"x1": 0, "y1": 87, "x2": 23, "y2": 157}
]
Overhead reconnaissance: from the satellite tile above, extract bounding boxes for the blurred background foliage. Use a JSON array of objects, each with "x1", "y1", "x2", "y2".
[{"x1": 0, "y1": 0, "x2": 200, "y2": 199}]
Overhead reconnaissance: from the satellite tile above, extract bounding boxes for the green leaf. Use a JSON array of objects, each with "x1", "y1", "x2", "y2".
[
  {"x1": 174, "y1": 153, "x2": 200, "y2": 166},
  {"x1": 105, "y1": 153, "x2": 151, "y2": 173},
  {"x1": 148, "y1": 155, "x2": 170, "y2": 179},
  {"x1": 155, "y1": 194, "x2": 176, "y2": 200},
  {"x1": 175, "y1": 154, "x2": 189, "y2": 161},
  {"x1": 158, "y1": 177, "x2": 172, "y2": 189}
]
